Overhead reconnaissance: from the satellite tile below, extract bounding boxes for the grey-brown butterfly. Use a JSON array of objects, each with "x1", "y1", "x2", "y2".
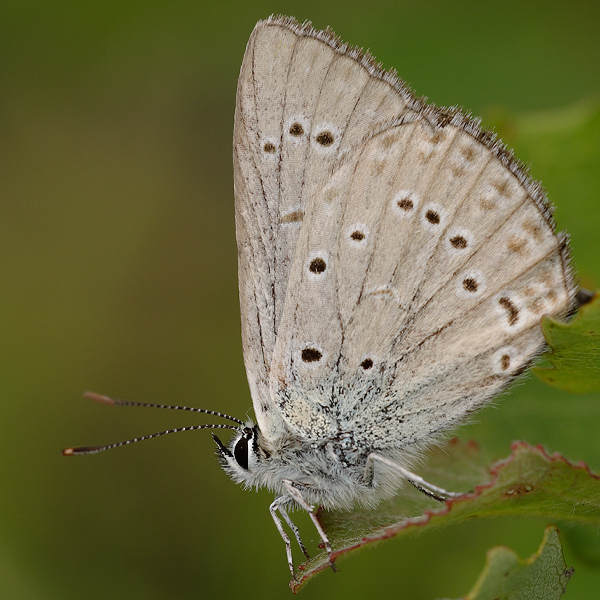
[{"x1": 65, "y1": 15, "x2": 576, "y2": 577}]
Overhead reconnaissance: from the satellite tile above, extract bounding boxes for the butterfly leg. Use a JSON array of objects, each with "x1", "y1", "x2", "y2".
[
  {"x1": 270, "y1": 496, "x2": 297, "y2": 576},
  {"x1": 282, "y1": 479, "x2": 337, "y2": 572},
  {"x1": 279, "y1": 505, "x2": 311, "y2": 560},
  {"x1": 366, "y1": 453, "x2": 463, "y2": 502}
]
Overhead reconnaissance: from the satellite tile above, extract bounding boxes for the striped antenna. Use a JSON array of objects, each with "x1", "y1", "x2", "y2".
[
  {"x1": 63, "y1": 423, "x2": 240, "y2": 456},
  {"x1": 83, "y1": 391, "x2": 245, "y2": 425},
  {"x1": 62, "y1": 391, "x2": 243, "y2": 456}
]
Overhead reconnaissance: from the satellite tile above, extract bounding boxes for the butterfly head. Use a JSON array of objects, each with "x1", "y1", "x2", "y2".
[
  {"x1": 212, "y1": 423, "x2": 268, "y2": 487},
  {"x1": 212, "y1": 422, "x2": 323, "y2": 497}
]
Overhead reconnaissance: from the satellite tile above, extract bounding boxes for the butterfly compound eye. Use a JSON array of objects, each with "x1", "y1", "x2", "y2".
[{"x1": 233, "y1": 430, "x2": 251, "y2": 470}]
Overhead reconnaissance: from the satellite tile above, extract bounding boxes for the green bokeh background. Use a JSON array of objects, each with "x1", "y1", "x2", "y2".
[{"x1": 1, "y1": 1, "x2": 599, "y2": 598}]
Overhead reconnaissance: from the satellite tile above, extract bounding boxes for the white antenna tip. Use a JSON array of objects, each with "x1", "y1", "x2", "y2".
[{"x1": 84, "y1": 391, "x2": 116, "y2": 405}]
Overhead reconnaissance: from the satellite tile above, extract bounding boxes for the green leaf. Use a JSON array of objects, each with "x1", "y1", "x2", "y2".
[
  {"x1": 291, "y1": 441, "x2": 600, "y2": 591},
  {"x1": 534, "y1": 292, "x2": 600, "y2": 393},
  {"x1": 463, "y1": 525, "x2": 573, "y2": 600}
]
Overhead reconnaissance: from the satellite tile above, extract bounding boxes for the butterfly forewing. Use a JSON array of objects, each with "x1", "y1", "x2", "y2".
[{"x1": 234, "y1": 16, "x2": 425, "y2": 441}]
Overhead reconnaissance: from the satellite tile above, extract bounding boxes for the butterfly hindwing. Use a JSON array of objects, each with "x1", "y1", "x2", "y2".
[{"x1": 270, "y1": 119, "x2": 573, "y2": 447}]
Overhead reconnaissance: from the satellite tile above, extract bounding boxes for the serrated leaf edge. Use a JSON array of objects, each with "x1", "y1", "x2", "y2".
[{"x1": 291, "y1": 442, "x2": 599, "y2": 592}]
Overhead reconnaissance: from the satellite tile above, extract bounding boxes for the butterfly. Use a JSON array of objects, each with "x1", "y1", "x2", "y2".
[{"x1": 65, "y1": 15, "x2": 576, "y2": 578}]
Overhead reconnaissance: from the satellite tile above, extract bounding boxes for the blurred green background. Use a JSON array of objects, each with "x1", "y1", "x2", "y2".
[{"x1": 1, "y1": 0, "x2": 599, "y2": 598}]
